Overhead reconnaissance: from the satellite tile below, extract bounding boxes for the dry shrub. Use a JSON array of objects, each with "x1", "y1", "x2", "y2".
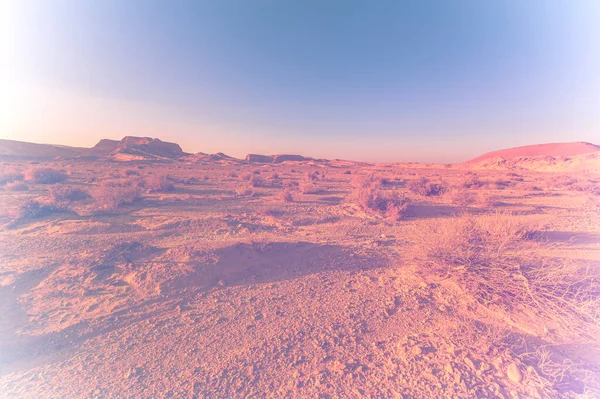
[
  {"x1": 461, "y1": 174, "x2": 484, "y2": 189},
  {"x1": 235, "y1": 185, "x2": 254, "y2": 197},
  {"x1": 24, "y1": 167, "x2": 67, "y2": 184},
  {"x1": 354, "y1": 175, "x2": 410, "y2": 220},
  {"x1": 306, "y1": 170, "x2": 325, "y2": 182},
  {"x1": 408, "y1": 177, "x2": 446, "y2": 196},
  {"x1": 0, "y1": 169, "x2": 24, "y2": 185},
  {"x1": 300, "y1": 182, "x2": 321, "y2": 194},
  {"x1": 553, "y1": 175, "x2": 578, "y2": 189},
  {"x1": 449, "y1": 187, "x2": 476, "y2": 206},
  {"x1": 278, "y1": 187, "x2": 294, "y2": 202},
  {"x1": 412, "y1": 212, "x2": 599, "y2": 329},
  {"x1": 49, "y1": 185, "x2": 89, "y2": 203},
  {"x1": 250, "y1": 175, "x2": 266, "y2": 188},
  {"x1": 521, "y1": 183, "x2": 542, "y2": 192},
  {"x1": 144, "y1": 174, "x2": 174, "y2": 193},
  {"x1": 91, "y1": 181, "x2": 142, "y2": 212},
  {"x1": 124, "y1": 169, "x2": 140, "y2": 177},
  {"x1": 477, "y1": 193, "x2": 501, "y2": 207},
  {"x1": 12, "y1": 199, "x2": 67, "y2": 224},
  {"x1": 5, "y1": 181, "x2": 29, "y2": 191}
]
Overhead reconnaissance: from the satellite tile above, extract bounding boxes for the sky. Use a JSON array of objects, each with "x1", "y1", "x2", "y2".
[{"x1": 1, "y1": 0, "x2": 599, "y2": 163}]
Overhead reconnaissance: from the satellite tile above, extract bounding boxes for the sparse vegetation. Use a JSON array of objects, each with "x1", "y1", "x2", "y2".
[
  {"x1": 49, "y1": 185, "x2": 89, "y2": 203},
  {"x1": 412, "y1": 212, "x2": 599, "y2": 330},
  {"x1": 4, "y1": 181, "x2": 29, "y2": 191},
  {"x1": 24, "y1": 167, "x2": 67, "y2": 184},
  {"x1": 448, "y1": 187, "x2": 476, "y2": 206},
  {"x1": 354, "y1": 174, "x2": 410, "y2": 220},
  {"x1": 91, "y1": 180, "x2": 142, "y2": 212},
  {"x1": 235, "y1": 185, "x2": 254, "y2": 197},
  {"x1": 144, "y1": 174, "x2": 175, "y2": 193},
  {"x1": 277, "y1": 187, "x2": 294, "y2": 202},
  {"x1": 408, "y1": 177, "x2": 446, "y2": 196},
  {"x1": 0, "y1": 169, "x2": 24, "y2": 185},
  {"x1": 12, "y1": 199, "x2": 67, "y2": 224}
]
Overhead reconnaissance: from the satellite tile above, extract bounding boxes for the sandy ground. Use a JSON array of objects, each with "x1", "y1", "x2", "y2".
[{"x1": 0, "y1": 160, "x2": 599, "y2": 398}]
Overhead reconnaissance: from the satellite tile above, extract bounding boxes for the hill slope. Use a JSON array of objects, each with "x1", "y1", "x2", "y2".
[{"x1": 467, "y1": 142, "x2": 599, "y2": 164}]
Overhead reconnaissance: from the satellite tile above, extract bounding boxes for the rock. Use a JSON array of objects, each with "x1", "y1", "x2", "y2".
[
  {"x1": 245, "y1": 154, "x2": 273, "y2": 163},
  {"x1": 507, "y1": 362, "x2": 523, "y2": 383},
  {"x1": 464, "y1": 357, "x2": 475, "y2": 370},
  {"x1": 245, "y1": 153, "x2": 313, "y2": 163}
]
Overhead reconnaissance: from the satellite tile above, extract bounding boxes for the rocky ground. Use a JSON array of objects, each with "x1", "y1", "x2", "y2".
[{"x1": 0, "y1": 159, "x2": 598, "y2": 398}]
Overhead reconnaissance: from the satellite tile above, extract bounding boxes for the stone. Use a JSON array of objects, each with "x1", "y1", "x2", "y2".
[{"x1": 507, "y1": 362, "x2": 523, "y2": 383}]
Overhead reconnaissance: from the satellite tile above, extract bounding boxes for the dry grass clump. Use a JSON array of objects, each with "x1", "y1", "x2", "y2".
[
  {"x1": 49, "y1": 185, "x2": 89, "y2": 203},
  {"x1": 306, "y1": 170, "x2": 326, "y2": 182},
  {"x1": 354, "y1": 174, "x2": 410, "y2": 220},
  {"x1": 477, "y1": 192, "x2": 501, "y2": 207},
  {"x1": 144, "y1": 174, "x2": 175, "y2": 193},
  {"x1": 277, "y1": 187, "x2": 294, "y2": 202},
  {"x1": 235, "y1": 185, "x2": 254, "y2": 197},
  {"x1": 408, "y1": 177, "x2": 446, "y2": 196},
  {"x1": 448, "y1": 187, "x2": 476, "y2": 207},
  {"x1": 0, "y1": 169, "x2": 24, "y2": 185},
  {"x1": 460, "y1": 174, "x2": 484, "y2": 189},
  {"x1": 9, "y1": 199, "x2": 68, "y2": 226},
  {"x1": 90, "y1": 180, "x2": 142, "y2": 212},
  {"x1": 412, "y1": 212, "x2": 600, "y2": 330},
  {"x1": 300, "y1": 182, "x2": 321, "y2": 194},
  {"x1": 4, "y1": 181, "x2": 29, "y2": 191},
  {"x1": 24, "y1": 167, "x2": 67, "y2": 184},
  {"x1": 123, "y1": 169, "x2": 140, "y2": 177},
  {"x1": 250, "y1": 175, "x2": 266, "y2": 188}
]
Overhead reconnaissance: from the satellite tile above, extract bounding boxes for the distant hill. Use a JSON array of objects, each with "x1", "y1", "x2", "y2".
[
  {"x1": 89, "y1": 136, "x2": 185, "y2": 160},
  {"x1": 0, "y1": 139, "x2": 86, "y2": 159},
  {"x1": 465, "y1": 142, "x2": 600, "y2": 173},
  {"x1": 245, "y1": 154, "x2": 314, "y2": 163},
  {"x1": 0, "y1": 136, "x2": 186, "y2": 161},
  {"x1": 466, "y1": 142, "x2": 600, "y2": 164}
]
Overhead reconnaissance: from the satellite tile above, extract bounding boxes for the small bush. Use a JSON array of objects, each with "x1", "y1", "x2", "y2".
[
  {"x1": 300, "y1": 182, "x2": 321, "y2": 194},
  {"x1": 307, "y1": 171, "x2": 323, "y2": 182},
  {"x1": 412, "y1": 213, "x2": 599, "y2": 329},
  {"x1": 408, "y1": 177, "x2": 446, "y2": 196},
  {"x1": 15, "y1": 199, "x2": 64, "y2": 221},
  {"x1": 49, "y1": 185, "x2": 89, "y2": 203},
  {"x1": 477, "y1": 193, "x2": 501, "y2": 208},
  {"x1": 278, "y1": 187, "x2": 294, "y2": 202},
  {"x1": 24, "y1": 167, "x2": 67, "y2": 184},
  {"x1": 124, "y1": 169, "x2": 140, "y2": 176},
  {"x1": 449, "y1": 187, "x2": 476, "y2": 207},
  {"x1": 235, "y1": 185, "x2": 254, "y2": 197},
  {"x1": 250, "y1": 175, "x2": 266, "y2": 188},
  {"x1": 461, "y1": 174, "x2": 484, "y2": 189},
  {"x1": 91, "y1": 182, "x2": 142, "y2": 212},
  {"x1": 0, "y1": 169, "x2": 24, "y2": 186},
  {"x1": 354, "y1": 175, "x2": 410, "y2": 220},
  {"x1": 144, "y1": 175, "x2": 174, "y2": 193},
  {"x1": 4, "y1": 182, "x2": 29, "y2": 191}
]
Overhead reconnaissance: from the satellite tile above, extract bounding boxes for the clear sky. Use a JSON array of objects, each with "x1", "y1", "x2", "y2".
[{"x1": 2, "y1": 1, "x2": 599, "y2": 162}]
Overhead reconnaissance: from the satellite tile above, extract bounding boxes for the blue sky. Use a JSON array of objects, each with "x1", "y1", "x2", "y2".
[{"x1": 2, "y1": 0, "x2": 599, "y2": 162}]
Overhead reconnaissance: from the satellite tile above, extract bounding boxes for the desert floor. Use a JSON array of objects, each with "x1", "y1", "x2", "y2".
[{"x1": 0, "y1": 160, "x2": 599, "y2": 398}]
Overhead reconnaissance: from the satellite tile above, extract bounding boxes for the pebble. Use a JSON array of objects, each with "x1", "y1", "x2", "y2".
[{"x1": 507, "y1": 362, "x2": 523, "y2": 384}]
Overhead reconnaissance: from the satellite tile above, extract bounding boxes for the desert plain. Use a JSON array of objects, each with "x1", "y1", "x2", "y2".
[{"x1": 0, "y1": 138, "x2": 599, "y2": 398}]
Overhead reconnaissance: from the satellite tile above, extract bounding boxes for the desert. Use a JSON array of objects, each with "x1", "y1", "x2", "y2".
[{"x1": 0, "y1": 138, "x2": 598, "y2": 398}]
